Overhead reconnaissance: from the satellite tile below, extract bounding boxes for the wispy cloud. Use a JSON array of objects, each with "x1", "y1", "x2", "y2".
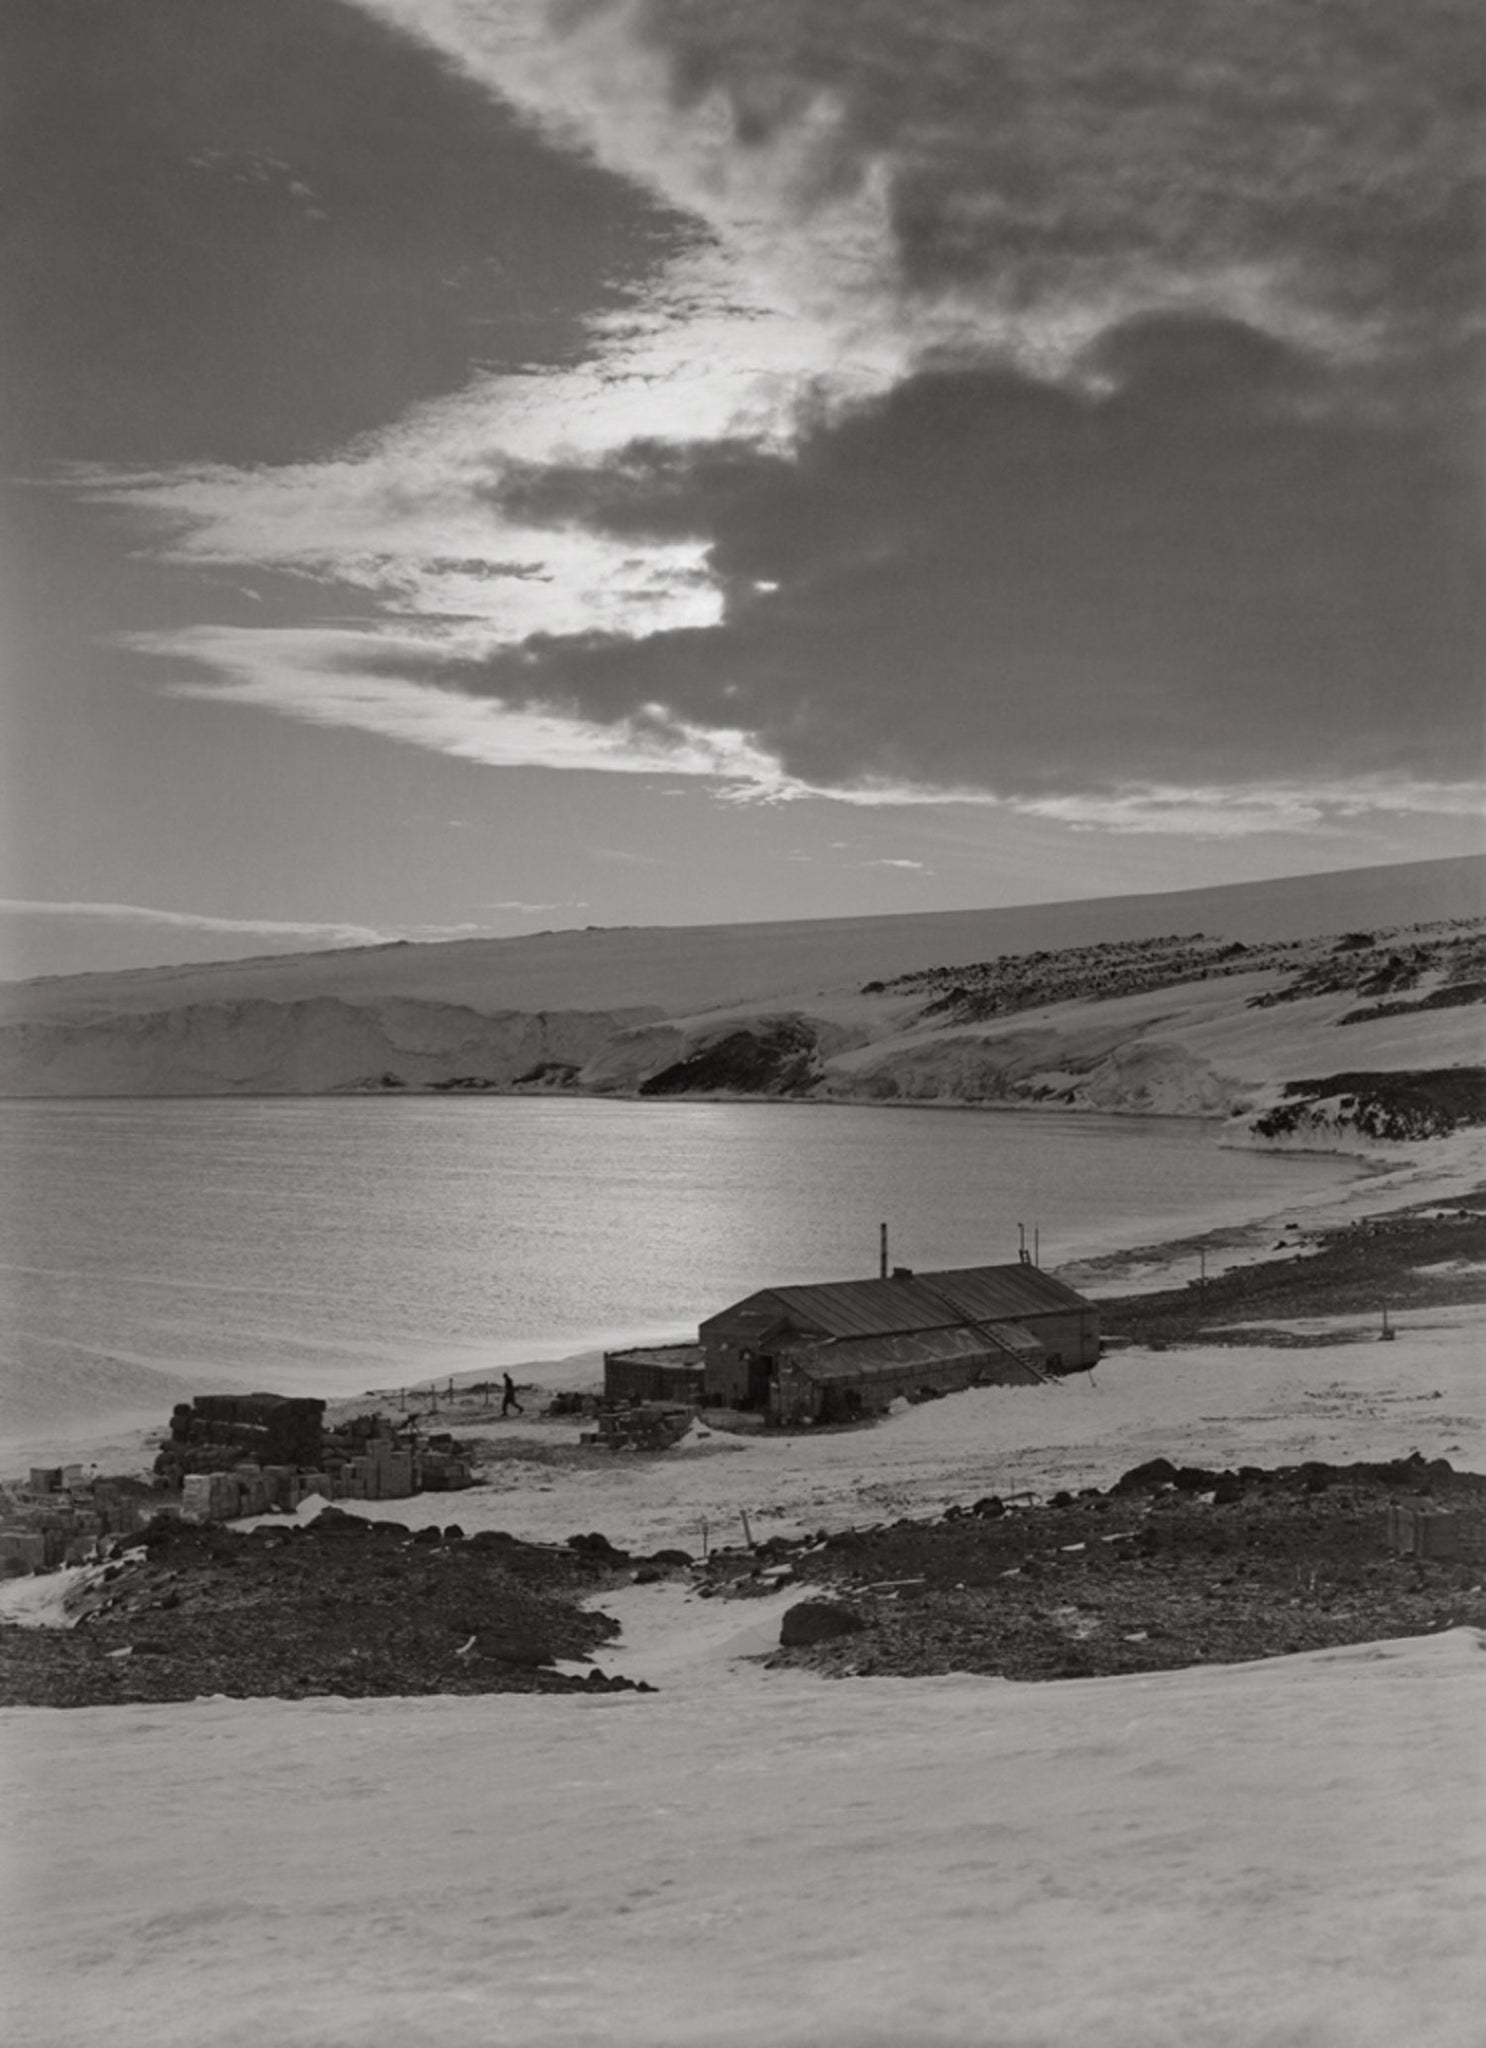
[
  {"x1": 127, "y1": 624, "x2": 789, "y2": 787},
  {"x1": 0, "y1": 899, "x2": 573, "y2": 954},
  {"x1": 482, "y1": 899, "x2": 589, "y2": 914},
  {"x1": 56, "y1": 0, "x2": 1481, "y2": 843},
  {"x1": 1017, "y1": 780, "x2": 1486, "y2": 839},
  {"x1": 0, "y1": 899, "x2": 395, "y2": 946}
]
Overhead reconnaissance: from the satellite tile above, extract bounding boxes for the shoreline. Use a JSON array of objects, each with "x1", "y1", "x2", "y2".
[
  {"x1": 2, "y1": 1129, "x2": 1478, "y2": 1482},
  {"x1": 2, "y1": 1080, "x2": 1473, "y2": 1160}
]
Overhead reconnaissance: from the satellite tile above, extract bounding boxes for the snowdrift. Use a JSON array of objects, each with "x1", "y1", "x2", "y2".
[{"x1": 6, "y1": 1629, "x2": 1483, "y2": 2047}]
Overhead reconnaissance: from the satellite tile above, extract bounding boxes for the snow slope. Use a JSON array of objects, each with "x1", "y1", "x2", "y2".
[
  {"x1": 5, "y1": 1630, "x2": 1483, "y2": 2048},
  {"x1": 2, "y1": 856, "x2": 1480, "y2": 1101},
  {"x1": 6, "y1": 856, "x2": 1479, "y2": 1022},
  {"x1": 582, "y1": 963, "x2": 1485, "y2": 1125}
]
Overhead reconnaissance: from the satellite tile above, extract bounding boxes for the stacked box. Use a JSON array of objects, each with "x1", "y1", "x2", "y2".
[
  {"x1": 1384, "y1": 1503, "x2": 1486, "y2": 1560},
  {"x1": 0, "y1": 1530, "x2": 47, "y2": 1570},
  {"x1": 181, "y1": 1474, "x2": 215, "y2": 1522}
]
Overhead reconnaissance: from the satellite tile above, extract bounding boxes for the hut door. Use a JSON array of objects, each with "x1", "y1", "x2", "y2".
[{"x1": 747, "y1": 1352, "x2": 776, "y2": 1408}]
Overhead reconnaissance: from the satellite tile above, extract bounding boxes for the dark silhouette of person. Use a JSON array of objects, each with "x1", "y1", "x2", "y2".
[{"x1": 501, "y1": 1373, "x2": 523, "y2": 1417}]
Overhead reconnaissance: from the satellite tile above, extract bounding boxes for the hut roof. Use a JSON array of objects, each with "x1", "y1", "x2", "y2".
[
  {"x1": 784, "y1": 1324, "x2": 1042, "y2": 1384},
  {"x1": 701, "y1": 1263, "x2": 1091, "y2": 1343}
]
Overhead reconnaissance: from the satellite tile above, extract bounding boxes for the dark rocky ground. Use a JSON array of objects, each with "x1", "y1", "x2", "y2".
[
  {"x1": 6, "y1": 1459, "x2": 1484, "y2": 1704},
  {"x1": 1095, "y1": 1195, "x2": 1486, "y2": 1348},
  {"x1": 711, "y1": 1455, "x2": 1486, "y2": 1682},
  {"x1": 0, "y1": 1510, "x2": 654, "y2": 1708}
]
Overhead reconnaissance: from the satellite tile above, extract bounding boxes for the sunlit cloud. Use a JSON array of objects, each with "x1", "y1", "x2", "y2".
[
  {"x1": 1017, "y1": 781, "x2": 1486, "y2": 840},
  {"x1": 129, "y1": 624, "x2": 793, "y2": 789},
  {"x1": 54, "y1": 0, "x2": 1479, "y2": 851}
]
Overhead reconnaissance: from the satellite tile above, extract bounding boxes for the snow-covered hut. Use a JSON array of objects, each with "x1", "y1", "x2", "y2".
[{"x1": 698, "y1": 1263, "x2": 1099, "y2": 1423}]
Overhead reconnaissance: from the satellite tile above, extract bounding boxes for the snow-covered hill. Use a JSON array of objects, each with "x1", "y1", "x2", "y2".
[{"x1": 2, "y1": 857, "x2": 1482, "y2": 1145}]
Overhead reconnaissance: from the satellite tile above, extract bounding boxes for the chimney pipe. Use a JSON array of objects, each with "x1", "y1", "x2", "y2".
[{"x1": 879, "y1": 1222, "x2": 888, "y2": 1280}]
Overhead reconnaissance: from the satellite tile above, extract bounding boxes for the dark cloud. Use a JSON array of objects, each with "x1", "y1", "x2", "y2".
[
  {"x1": 600, "y1": 0, "x2": 1481, "y2": 361},
  {"x1": 460, "y1": 312, "x2": 1480, "y2": 798},
  {"x1": 0, "y1": 0, "x2": 682, "y2": 466}
]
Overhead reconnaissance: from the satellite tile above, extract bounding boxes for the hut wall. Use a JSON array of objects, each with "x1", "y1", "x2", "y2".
[
  {"x1": 1020, "y1": 1307, "x2": 1100, "y2": 1372},
  {"x1": 701, "y1": 1339, "x2": 753, "y2": 1406},
  {"x1": 776, "y1": 1344, "x2": 1044, "y2": 1424},
  {"x1": 604, "y1": 1352, "x2": 705, "y2": 1405},
  {"x1": 699, "y1": 1309, "x2": 796, "y2": 1407}
]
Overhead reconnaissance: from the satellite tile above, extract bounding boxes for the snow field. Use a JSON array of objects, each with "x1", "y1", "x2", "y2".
[
  {"x1": 201, "y1": 1308, "x2": 1486, "y2": 1560},
  {"x1": 4, "y1": 1630, "x2": 1484, "y2": 2048}
]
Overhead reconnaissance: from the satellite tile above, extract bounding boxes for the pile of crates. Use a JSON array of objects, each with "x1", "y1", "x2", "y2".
[
  {"x1": 0, "y1": 1470, "x2": 161, "y2": 1573},
  {"x1": 584, "y1": 1404, "x2": 694, "y2": 1452},
  {"x1": 1384, "y1": 1502, "x2": 1486, "y2": 1562},
  {"x1": 175, "y1": 1417, "x2": 472, "y2": 1523}
]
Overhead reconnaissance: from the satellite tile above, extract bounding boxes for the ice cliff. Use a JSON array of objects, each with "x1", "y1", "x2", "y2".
[
  {"x1": 3, "y1": 896, "x2": 1481, "y2": 1150},
  {"x1": 0, "y1": 996, "x2": 659, "y2": 1096}
]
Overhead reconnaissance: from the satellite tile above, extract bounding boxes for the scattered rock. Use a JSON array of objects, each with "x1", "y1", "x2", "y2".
[{"x1": 780, "y1": 1599, "x2": 866, "y2": 1647}]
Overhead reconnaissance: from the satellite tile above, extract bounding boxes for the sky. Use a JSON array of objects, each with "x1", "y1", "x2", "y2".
[{"x1": 1, "y1": 0, "x2": 1481, "y2": 977}]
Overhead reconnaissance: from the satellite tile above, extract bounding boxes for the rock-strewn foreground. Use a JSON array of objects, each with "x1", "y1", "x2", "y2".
[
  {"x1": 2, "y1": 855, "x2": 1483, "y2": 1144},
  {"x1": 750, "y1": 1456, "x2": 1486, "y2": 1683},
  {"x1": 0, "y1": 1511, "x2": 651, "y2": 1707},
  {"x1": 4, "y1": 1455, "x2": 1482, "y2": 1706}
]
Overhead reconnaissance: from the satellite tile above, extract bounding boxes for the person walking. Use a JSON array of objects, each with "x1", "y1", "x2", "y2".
[{"x1": 500, "y1": 1372, "x2": 523, "y2": 1418}]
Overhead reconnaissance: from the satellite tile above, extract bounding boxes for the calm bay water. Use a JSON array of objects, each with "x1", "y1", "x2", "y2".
[{"x1": 0, "y1": 1098, "x2": 1358, "y2": 1412}]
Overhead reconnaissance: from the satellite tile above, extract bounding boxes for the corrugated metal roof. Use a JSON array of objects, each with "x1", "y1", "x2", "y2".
[
  {"x1": 913, "y1": 1265, "x2": 1088, "y2": 1323},
  {"x1": 786, "y1": 1326, "x2": 1012, "y2": 1383},
  {"x1": 702, "y1": 1264, "x2": 1089, "y2": 1342}
]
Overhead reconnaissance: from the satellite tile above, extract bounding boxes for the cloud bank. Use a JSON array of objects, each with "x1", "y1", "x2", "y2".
[{"x1": 63, "y1": 0, "x2": 1485, "y2": 835}]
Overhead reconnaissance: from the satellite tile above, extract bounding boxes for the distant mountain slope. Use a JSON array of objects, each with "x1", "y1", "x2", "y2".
[
  {"x1": 4, "y1": 855, "x2": 1481, "y2": 1024},
  {"x1": 1, "y1": 857, "x2": 1482, "y2": 1137}
]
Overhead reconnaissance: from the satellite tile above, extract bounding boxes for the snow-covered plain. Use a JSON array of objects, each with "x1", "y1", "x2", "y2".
[
  {"x1": 6, "y1": 1131, "x2": 1485, "y2": 2045},
  {"x1": 5, "y1": 1630, "x2": 1485, "y2": 2048}
]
